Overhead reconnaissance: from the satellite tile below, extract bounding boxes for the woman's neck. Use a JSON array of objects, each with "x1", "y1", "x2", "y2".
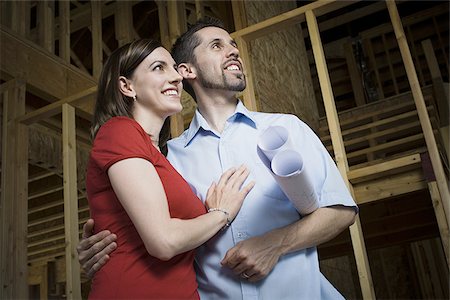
[{"x1": 133, "y1": 110, "x2": 164, "y2": 151}]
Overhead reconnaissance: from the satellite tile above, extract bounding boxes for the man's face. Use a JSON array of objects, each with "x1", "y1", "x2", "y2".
[{"x1": 191, "y1": 27, "x2": 246, "y2": 92}]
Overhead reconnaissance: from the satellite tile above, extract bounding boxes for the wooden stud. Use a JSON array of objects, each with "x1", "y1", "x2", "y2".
[
  {"x1": 11, "y1": 0, "x2": 30, "y2": 37},
  {"x1": 37, "y1": 0, "x2": 54, "y2": 53},
  {"x1": 382, "y1": 33, "x2": 399, "y2": 94},
  {"x1": 235, "y1": 36, "x2": 258, "y2": 111},
  {"x1": 427, "y1": 181, "x2": 449, "y2": 266},
  {"x1": 306, "y1": 9, "x2": 376, "y2": 299},
  {"x1": 115, "y1": 1, "x2": 134, "y2": 47},
  {"x1": 166, "y1": 1, "x2": 186, "y2": 137},
  {"x1": 62, "y1": 104, "x2": 81, "y2": 299},
  {"x1": 231, "y1": 0, "x2": 248, "y2": 30},
  {"x1": 387, "y1": 1, "x2": 450, "y2": 223},
  {"x1": 195, "y1": 0, "x2": 205, "y2": 21},
  {"x1": 0, "y1": 79, "x2": 28, "y2": 299},
  {"x1": 91, "y1": 1, "x2": 103, "y2": 79},
  {"x1": 344, "y1": 40, "x2": 366, "y2": 107},
  {"x1": 156, "y1": 1, "x2": 171, "y2": 49},
  {"x1": 59, "y1": 0, "x2": 71, "y2": 63}
]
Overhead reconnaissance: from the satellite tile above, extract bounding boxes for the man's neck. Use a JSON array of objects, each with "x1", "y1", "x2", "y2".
[{"x1": 196, "y1": 92, "x2": 238, "y2": 133}]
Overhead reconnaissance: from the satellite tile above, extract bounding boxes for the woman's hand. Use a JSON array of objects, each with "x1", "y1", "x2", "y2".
[{"x1": 205, "y1": 165, "x2": 255, "y2": 222}]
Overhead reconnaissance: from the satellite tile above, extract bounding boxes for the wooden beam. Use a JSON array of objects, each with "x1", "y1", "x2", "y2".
[
  {"x1": 387, "y1": 1, "x2": 450, "y2": 224},
  {"x1": 62, "y1": 104, "x2": 81, "y2": 299},
  {"x1": 0, "y1": 26, "x2": 97, "y2": 110},
  {"x1": 353, "y1": 170, "x2": 427, "y2": 204},
  {"x1": 348, "y1": 153, "x2": 422, "y2": 184},
  {"x1": 306, "y1": 9, "x2": 375, "y2": 299},
  {"x1": 231, "y1": 0, "x2": 354, "y2": 41},
  {"x1": 91, "y1": 1, "x2": 103, "y2": 79},
  {"x1": 0, "y1": 79, "x2": 28, "y2": 299},
  {"x1": 17, "y1": 86, "x2": 97, "y2": 125}
]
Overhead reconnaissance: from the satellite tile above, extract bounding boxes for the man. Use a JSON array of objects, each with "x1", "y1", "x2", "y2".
[{"x1": 78, "y1": 17, "x2": 357, "y2": 299}]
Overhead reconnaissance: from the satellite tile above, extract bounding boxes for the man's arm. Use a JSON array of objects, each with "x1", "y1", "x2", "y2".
[
  {"x1": 221, "y1": 206, "x2": 356, "y2": 282},
  {"x1": 77, "y1": 219, "x2": 117, "y2": 278}
]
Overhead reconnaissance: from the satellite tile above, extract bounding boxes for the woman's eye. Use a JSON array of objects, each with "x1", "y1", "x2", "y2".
[
  {"x1": 212, "y1": 44, "x2": 220, "y2": 49},
  {"x1": 153, "y1": 65, "x2": 163, "y2": 71}
]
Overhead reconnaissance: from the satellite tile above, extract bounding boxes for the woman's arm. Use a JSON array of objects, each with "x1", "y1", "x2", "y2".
[{"x1": 108, "y1": 158, "x2": 253, "y2": 261}]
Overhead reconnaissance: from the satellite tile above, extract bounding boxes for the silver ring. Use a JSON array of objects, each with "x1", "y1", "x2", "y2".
[{"x1": 241, "y1": 272, "x2": 250, "y2": 279}]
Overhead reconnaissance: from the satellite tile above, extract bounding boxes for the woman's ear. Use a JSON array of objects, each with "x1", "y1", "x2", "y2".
[
  {"x1": 118, "y1": 76, "x2": 135, "y2": 98},
  {"x1": 177, "y1": 63, "x2": 197, "y2": 80}
]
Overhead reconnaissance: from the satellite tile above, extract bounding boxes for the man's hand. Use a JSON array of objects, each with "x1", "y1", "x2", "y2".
[
  {"x1": 77, "y1": 219, "x2": 117, "y2": 278},
  {"x1": 221, "y1": 234, "x2": 283, "y2": 282}
]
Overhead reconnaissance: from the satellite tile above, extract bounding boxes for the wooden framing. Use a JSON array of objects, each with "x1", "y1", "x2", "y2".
[
  {"x1": 0, "y1": 79, "x2": 28, "y2": 299},
  {"x1": 387, "y1": 1, "x2": 449, "y2": 224},
  {"x1": 62, "y1": 104, "x2": 81, "y2": 299},
  {"x1": 0, "y1": 0, "x2": 448, "y2": 298},
  {"x1": 59, "y1": 0, "x2": 70, "y2": 63},
  {"x1": 91, "y1": 1, "x2": 103, "y2": 79}
]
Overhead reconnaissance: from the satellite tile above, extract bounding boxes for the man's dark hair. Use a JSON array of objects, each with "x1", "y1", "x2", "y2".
[
  {"x1": 171, "y1": 17, "x2": 227, "y2": 98},
  {"x1": 172, "y1": 16, "x2": 226, "y2": 65}
]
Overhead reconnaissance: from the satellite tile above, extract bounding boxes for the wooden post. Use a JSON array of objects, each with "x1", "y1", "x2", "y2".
[
  {"x1": 59, "y1": 0, "x2": 71, "y2": 63},
  {"x1": 421, "y1": 39, "x2": 449, "y2": 159},
  {"x1": 387, "y1": 1, "x2": 450, "y2": 222},
  {"x1": 62, "y1": 104, "x2": 81, "y2": 299},
  {"x1": 156, "y1": 1, "x2": 171, "y2": 49},
  {"x1": 306, "y1": 9, "x2": 376, "y2": 299},
  {"x1": 344, "y1": 40, "x2": 366, "y2": 107},
  {"x1": 115, "y1": 1, "x2": 134, "y2": 47},
  {"x1": 235, "y1": 36, "x2": 258, "y2": 111},
  {"x1": 37, "y1": 0, "x2": 55, "y2": 53},
  {"x1": 11, "y1": 0, "x2": 30, "y2": 37},
  {"x1": 91, "y1": 1, "x2": 103, "y2": 79},
  {"x1": 231, "y1": 0, "x2": 248, "y2": 30},
  {"x1": 195, "y1": 0, "x2": 205, "y2": 20},
  {"x1": 166, "y1": 1, "x2": 186, "y2": 137},
  {"x1": 0, "y1": 79, "x2": 28, "y2": 299}
]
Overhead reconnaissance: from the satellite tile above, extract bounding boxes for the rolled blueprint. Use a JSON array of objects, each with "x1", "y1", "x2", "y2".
[{"x1": 257, "y1": 126, "x2": 319, "y2": 215}]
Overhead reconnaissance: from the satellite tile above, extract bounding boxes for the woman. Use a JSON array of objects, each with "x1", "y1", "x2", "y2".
[{"x1": 86, "y1": 39, "x2": 254, "y2": 299}]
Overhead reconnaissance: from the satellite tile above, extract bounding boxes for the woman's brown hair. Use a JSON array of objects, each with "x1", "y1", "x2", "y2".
[{"x1": 91, "y1": 39, "x2": 171, "y2": 154}]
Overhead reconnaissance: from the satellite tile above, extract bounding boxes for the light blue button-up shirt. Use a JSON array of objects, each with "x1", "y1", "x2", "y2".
[{"x1": 167, "y1": 101, "x2": 356, "y2": 299}]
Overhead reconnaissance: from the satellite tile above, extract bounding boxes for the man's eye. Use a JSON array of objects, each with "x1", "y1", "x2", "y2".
[{"x1": 212, "y1": 44, "x2": 221, "y2": 49}]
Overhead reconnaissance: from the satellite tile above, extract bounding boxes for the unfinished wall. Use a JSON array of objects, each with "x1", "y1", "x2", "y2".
[{"x1": 244, "y1": 1, "x2": 318, "y2": 130}]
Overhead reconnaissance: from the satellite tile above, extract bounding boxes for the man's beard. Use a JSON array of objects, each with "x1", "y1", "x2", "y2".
[{"x1": 197, "y1": 68, "x2": 246, "y2": 92}]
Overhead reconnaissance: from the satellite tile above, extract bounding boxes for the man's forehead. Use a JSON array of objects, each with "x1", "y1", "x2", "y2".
[{"x1": 197, "y1": 26, "x2": 232, "y2": 43}]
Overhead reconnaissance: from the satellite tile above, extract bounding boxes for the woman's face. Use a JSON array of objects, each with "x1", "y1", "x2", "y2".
[{"x1": 130, "y1": 47, "x2": 183, "y2": 118}]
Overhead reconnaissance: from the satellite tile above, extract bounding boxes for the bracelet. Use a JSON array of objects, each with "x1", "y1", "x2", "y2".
[{"x1": 208, "y1": 208, "x2": 232, "y2": 229}]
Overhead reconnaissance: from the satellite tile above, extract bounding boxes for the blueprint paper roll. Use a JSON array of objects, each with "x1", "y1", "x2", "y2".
[
  {"x1": 271, "y1": 150, "x2": 319, "y2": 215},
  {"x1": 258, "y1": 126, "x2": 293, "y2": 162},
  {"x1": 257, "y1": 126, "x2": 319, "y2": 215}
]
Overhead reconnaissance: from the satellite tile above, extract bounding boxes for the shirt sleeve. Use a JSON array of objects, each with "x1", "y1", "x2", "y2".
[
  {"x1": 91, "y1": 117, "x2": 156, "y2": 173},
  {"x1": 289, "y1": 115, "x2": 357, "y2": 211}
]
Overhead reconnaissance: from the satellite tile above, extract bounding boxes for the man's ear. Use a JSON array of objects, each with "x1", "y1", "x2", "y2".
[
  {"x1": 177, "y1": 63, "x2": 197, "y2": 80},
  {"x1": 118, "y1": 76, "x2": 135, "y2": 98}
]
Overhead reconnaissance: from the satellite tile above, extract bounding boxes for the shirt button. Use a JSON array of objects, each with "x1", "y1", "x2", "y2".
[{"x1": 237, "y1": 232, "x2": 244, "y2": 238}]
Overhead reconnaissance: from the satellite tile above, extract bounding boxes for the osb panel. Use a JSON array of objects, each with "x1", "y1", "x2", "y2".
[
  {"x1": 244, "y1": 1, "x2": 318, "y2": 130},
  {"x1": 320, "y1": 255, "x2": 360, "y2": 299}
]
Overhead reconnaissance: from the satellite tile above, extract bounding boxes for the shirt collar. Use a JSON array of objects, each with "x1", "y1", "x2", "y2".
[{"x1": 183, "y1": 100, "x2": 257, "y2": 147}]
